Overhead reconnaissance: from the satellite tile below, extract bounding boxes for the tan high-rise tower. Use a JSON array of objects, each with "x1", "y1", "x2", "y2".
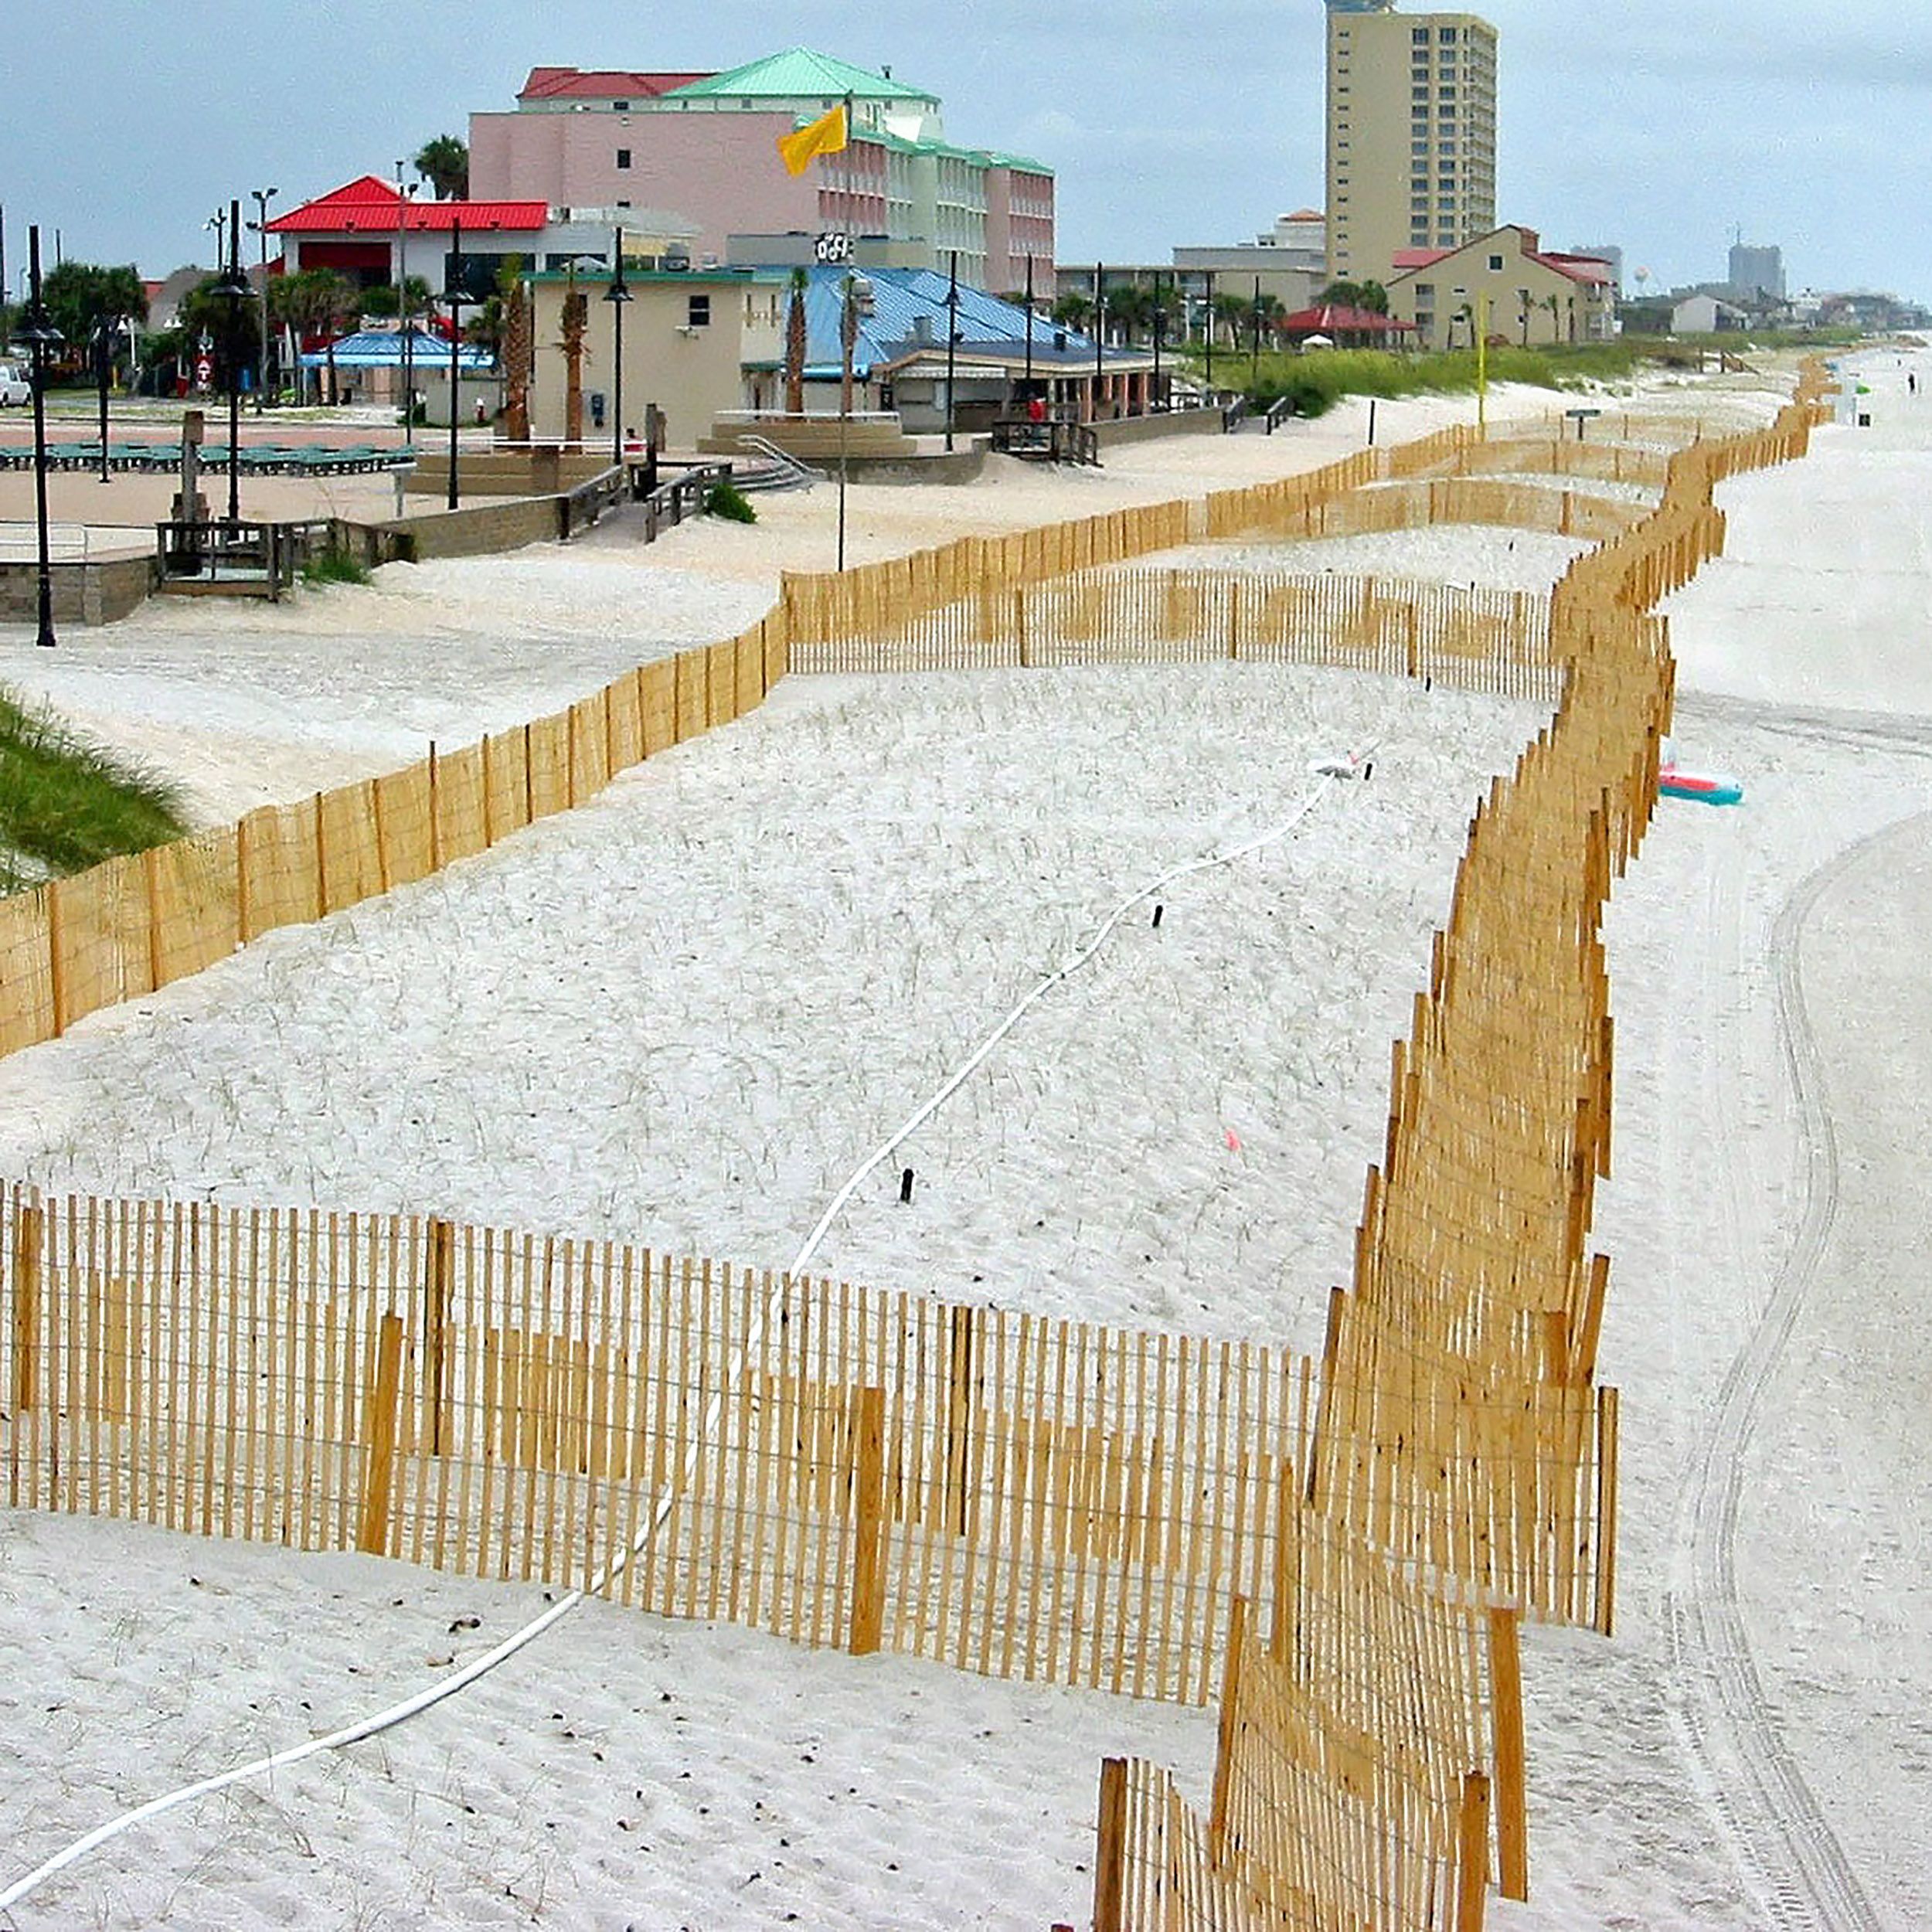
[{"x1": 1325, "y1": 0, "x2": 1497, "y2": 284}]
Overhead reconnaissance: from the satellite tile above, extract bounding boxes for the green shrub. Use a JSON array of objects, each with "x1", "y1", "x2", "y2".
[
  {"x1": 704, "y1": 480, "x2": 757, "y2": 524},
  {"x1": 0, "y1": 686, "x2": 188, "y2": 893},
  {"x1": 302, "y1": 545, "x2": 372, "y2": 587}
]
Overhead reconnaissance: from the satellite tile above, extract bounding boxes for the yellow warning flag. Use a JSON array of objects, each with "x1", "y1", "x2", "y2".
[{"x1": 777, "y1": 102, "x2": 849, "y2": 177}]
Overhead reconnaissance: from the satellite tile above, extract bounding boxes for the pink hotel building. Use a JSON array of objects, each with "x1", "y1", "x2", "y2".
[{"x1": 467, "y1": 47, "x2": 1056, "y2": 294}]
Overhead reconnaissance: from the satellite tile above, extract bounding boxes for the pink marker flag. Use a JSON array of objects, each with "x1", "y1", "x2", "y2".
[{"x1": 1224, "y1": 1127, "x2": 1243, "y2": 1151}]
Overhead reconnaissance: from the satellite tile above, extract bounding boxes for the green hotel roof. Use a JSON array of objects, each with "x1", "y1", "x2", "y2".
[
  {"x1": 667, "y1": 47, "x2": 939, "y2": 105},
  {"x1": 872, "y1": 127, "x2": 1053, "y2": 175}
]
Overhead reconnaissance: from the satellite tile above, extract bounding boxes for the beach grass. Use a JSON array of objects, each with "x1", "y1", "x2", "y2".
[
  {"x1": 0, "y1": 686, "x2": 189, "y2": 893},
  {"x1": 1194, "y1": 331, "x2": 1859, "y2": 417}
]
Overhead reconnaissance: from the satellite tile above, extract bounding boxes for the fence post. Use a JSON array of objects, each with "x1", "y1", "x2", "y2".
[
  {"x1": 848, "y1": 1383, "x2": 887, "y2": 1655},
  {"x1": 12, "y1": 1202, "x2": 43, "y2": 1419},
  {"x1": 312, "y1": 791, "x2": 328, "y2": 922},
  {"x1": 1456, "y1": 1770, "x2": 1491, "y2": 1932},
  {"x1": 1487, "y1": 1605, "x2": 1528, "y2": 1900},
  {"x1": 45, "y1": 879, "x2": 67, "y2": 1038},
  {"x1": 424, "y1": 1218, "x2": 454, "y2": 1457},
  {"x1": 944, "y1": 1303, "x2": 977, "y2": 1536},
  {"x1": 1094, "y1": 1757, "x2": 1128, "y2": 1932},
  {"x1": 356, "y1": 1312, "x2": 405, "y2": 1556},
  {"x1": 233, "y1": 811, "x2": 252, "y2": 951},
  {"x1": 142, "y1": 845, "x2": 165, "y2": 994},
  {"x1": 1594, "y1": 1386, "x2": 1619, "y2": 1635},
  {"x1": 1208, "y1": 1594, "x2": 1248, "y2": 1856},
  {"x1": 428, "y1": 741, "x2": 443, "y2": 869},
  {"x1": 1304, "y1": 1284, "x2": 1347, "y2": 1506}
]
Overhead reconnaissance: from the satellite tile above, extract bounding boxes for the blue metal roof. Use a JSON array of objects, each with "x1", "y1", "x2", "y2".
[
  {"x1": 301, "y1": 328, "x2": 494, "y2": 369},
  {"x1": 776, "y1": 265, "x2": 1134, "y2": 379}
]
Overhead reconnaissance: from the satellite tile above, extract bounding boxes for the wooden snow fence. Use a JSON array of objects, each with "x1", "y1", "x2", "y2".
[
  {"x1": 0, "y1": 620, "x2": 786, "y2": 1056},
  {"x1": 787, "y1": 567, "x2": 1560, "y2": 702},
  {"x1": 1095, "y1": 383, "x2": 1829, "y2": 1931},
  {"x1": 0, "y1": 386, "x2": 1838, "y2": 1932},
  {"x1": 2, "y1": 1189, "x2": 1325, "y2": 1708}
]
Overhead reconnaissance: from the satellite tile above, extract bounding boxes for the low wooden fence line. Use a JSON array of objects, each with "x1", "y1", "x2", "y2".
[
  {"x1": 3, "y1": 1190, "x2": 1327, "y2": 1706},
  {"x1": 787, "y1": 568, "x2": 1560, "y2": 702},
  {"x1": 0, "y1": 381, "x2": 1837, "y2": 1932},
  {"x1": 0, "y1": 620, "x2": 787, "y2": 1058}
]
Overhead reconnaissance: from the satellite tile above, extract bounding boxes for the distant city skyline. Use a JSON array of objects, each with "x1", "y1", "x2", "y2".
[{"x1": 2, "y1": 0, "x2": 1919, "y2": 303}]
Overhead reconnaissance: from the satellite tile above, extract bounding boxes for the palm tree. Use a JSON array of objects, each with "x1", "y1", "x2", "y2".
[
  {"x1": 559, "y1": 268, "x2": 588, "y2": 448},
  {"x1": 271, "y1": 267, "x2": 354, "y2": 402},
  {"x1": 502, "y1": 277, "x2": 532, "y2": 443},
  {"x1": 784, "y1": 267, "x2": 808, "y2": 415},
  {"x1": 1357, "y1": 280, "x2": 1389, "y2": 316},
  {"x1": 413, "y1": 134, "x2": 469, "y2": 201},
  {"x1": 1051, "y1": 291, "x2": 1094, "y2": 334},
  {"x1": 1211, "y1": 291, "x2": 1249, "y2": 350},
  {"x1": 1107, "y1": 285, "x2": 1156, "y2": 346},
  {"x1": 1540, "y1": 291, "x2": 1563, "y2": 345}
]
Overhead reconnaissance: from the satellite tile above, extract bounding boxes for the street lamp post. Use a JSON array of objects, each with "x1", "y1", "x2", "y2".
[
  {"x1": 250, "y1": 186, "x2": 277, "y2": 411},
  {"x1": 18, "y1": 226, "x2": 63, "y2": 648},
  {"x1": 1204, "y1": 270, "x2": 1215, "y2": 389},
  {"x1": 1151, "y1": 270, "x2": 1163, "y2": 410},
  {"x1": 944, "y1": 250, "x2": 960, "y2": 453},
  {"x1": 441, "y1": 218, "x2": 475, "y2": 510},
  {"x1": 394, "y1": 165, "x2": 416, "y2": 441},
  {"x1": 91, "y1": 311, "x2": 117, "y2": 482},
  {"x1": 836, "y1": 270, "x2": 871, "y2": 572},
  {"x1": 212, "y1": 198, "x2": 251, "y2": 524},
  {"x1": 603, "y1": 226, "x2": 631, "y2": 471}
]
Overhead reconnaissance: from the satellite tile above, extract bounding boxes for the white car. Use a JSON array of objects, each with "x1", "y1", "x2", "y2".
[{"x1": 0, "y1": 361, "x2": 31, "y2": 406}]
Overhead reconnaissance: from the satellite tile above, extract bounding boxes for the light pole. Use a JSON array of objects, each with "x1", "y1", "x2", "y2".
[
  {"x1": 394, "y1": 164, "x2": 417, "y2": 440},
  {"x1": 18, "y1": 226, "x2": 63, "y2": 648},
  {"x1": 837, "y1": 270, "x2": 872, "y2": 571},
  {"x1": 944, "y1": 249, "x2": 960, "y2": 453},
  {"x1": 250, "y1": 186, "x2": 277, "y2": 411},
  {"x1": 1204, "y1": 270, "x2": 1215, "y2": 389},
  {"x1": 441, "y1": 217, "x2": 475, "y2": 510},
  {"x1": 603, "y1": 226, "x2": 631, "y2": 470},
  {"x1": 91, "y1": 311, "x2": 117, "y2": 482},
  {"x1": 212, "y1": 198, "x2": 251, "y2": 523}
]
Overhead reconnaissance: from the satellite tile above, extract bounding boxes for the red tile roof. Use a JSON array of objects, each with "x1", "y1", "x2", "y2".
[
  {"x1": 518, "y1": 66, "x2": 710, "y2": 100},
  {"x1": 266, "y1": 175, "x2": 548, "y2": 235},
  {"x1": 1283, "y1": 304, "x2": 1416, "y2": 334}
]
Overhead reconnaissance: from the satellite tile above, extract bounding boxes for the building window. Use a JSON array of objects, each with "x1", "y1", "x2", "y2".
[
  {"x1": 1413, "y1": 26, "x2": 1429, "y2": 40},
  {"x1": 616, "y1": 148, "x2": 631, "y2": 169},
  {"x1": 613, "y1": 98, "x2": 629, "y2": 111},
  {"x1": 1439, "y1": 26, "x2": 1457, "y2": 40},
  {"x1": 688, "y1": 293, "x2": 710, "y2": 327},
  {"x1": 1488, "y1": 253, "x2": 1505, "y2": 270}
]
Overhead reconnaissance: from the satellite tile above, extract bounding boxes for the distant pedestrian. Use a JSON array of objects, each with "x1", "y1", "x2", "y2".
[{"x1": 1910, "y1": 372, "x2": 1917, "y2": 396}]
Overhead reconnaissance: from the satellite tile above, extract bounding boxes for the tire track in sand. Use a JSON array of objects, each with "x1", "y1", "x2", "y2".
[{"x1": 1665, "y1": 813, "x2": 1926, "y2": 1931}]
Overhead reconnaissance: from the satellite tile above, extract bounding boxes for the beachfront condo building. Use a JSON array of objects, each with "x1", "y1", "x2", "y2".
[
  {"x1": 468, "y1": 48, "x2": 1056, "y2": 295},
  {"x1": 1324, "y1": 0, "x2": 1498, "y2": 285}
]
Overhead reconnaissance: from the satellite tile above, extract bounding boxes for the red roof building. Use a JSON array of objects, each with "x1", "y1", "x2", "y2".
[
  {"x1": 1279, "y1": 303, "x2": 1417, "y2": 345},
  {"x1": 515, "y1": 66, "x2": 712, "y2": 104},
  {"x1": 264, "y1": 175, "x2": 553, "y2": 293}
]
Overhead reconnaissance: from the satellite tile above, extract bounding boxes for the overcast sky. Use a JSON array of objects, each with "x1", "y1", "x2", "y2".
[{"x1": 3, "y1": 0, "x2": 1921, "y2": 301}]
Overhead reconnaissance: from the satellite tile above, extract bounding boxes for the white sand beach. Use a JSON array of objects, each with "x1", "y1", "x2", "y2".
[{"x1": 3, "y1": 354, "x2": 1927, "y2": 1929}]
